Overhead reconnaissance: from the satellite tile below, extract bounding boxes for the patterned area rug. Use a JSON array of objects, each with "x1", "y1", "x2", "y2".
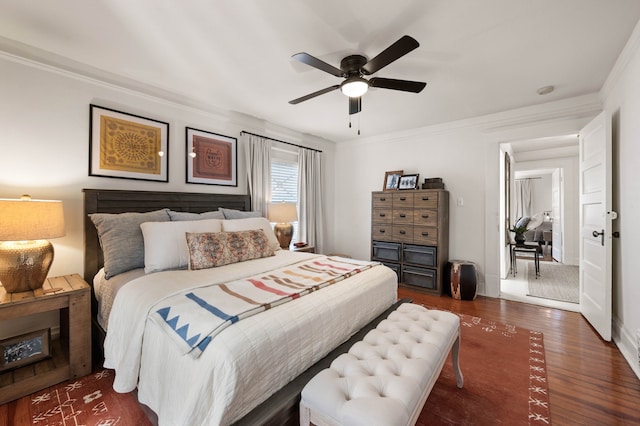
[
  {"x1": 29, "y1": 369, "x2": 151, "y2": 426},
  {"x1": 418, "y1": 311, "x2": 550, "y2": 425},
  {"x1": 528, "y1": 262, "x2": 579, "y2": 303}
]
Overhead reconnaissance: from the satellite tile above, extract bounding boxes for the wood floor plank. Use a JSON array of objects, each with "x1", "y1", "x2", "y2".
[{"x1": 399, "y1": 288, "x2": 640, "y2": 425}]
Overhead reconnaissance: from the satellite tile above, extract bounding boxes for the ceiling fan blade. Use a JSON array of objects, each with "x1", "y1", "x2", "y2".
[
  {"x1": 349, "y1": 96, "x2": 362, "y2": 115},
  {"x1": 361, "y1": 35, "x2": 419, "y2": 75},
  {"x1": 289, "y1": 85, "x2": 340, "y2": 104},
  {"x1": 292, "y1": 52, "x2": 345, "y2": 77},
  {"x1": 369, "y1": 77, "x2": 426, "y2": 93}
]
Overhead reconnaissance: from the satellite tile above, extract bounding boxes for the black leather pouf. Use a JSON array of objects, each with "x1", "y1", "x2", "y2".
[{"x1": 450, "y1": 261, "x2": 478, "y2": 300}]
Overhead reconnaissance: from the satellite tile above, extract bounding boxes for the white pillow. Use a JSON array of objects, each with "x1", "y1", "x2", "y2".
[
  {"x1": 222, "y1": 217, "x2": 281, "y2": 252},
  {"x1": 141, "y1": 218, "x2": 223, "y2": 273}
]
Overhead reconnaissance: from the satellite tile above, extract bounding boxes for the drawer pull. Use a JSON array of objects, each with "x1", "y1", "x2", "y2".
[
  {"x1": 379, "y1": 229, "x2": 386, "y2": 233},
  {"x1": 379, "y1": 213, "x2": 386, "y2": 217},
  {"x1": 380, "y1": 197, "x2": 386, "y2": 201},
  {"x1": 421, "y1": 214, "x2": 429, "y2": 218},
  {"x1": 400, "y1": 197, "x2": 406, "y2": 201},
  {"x1": 422, "y1": 197, "x2": 430, "y2": 201},
  {"x1": 399, "y1": 213, "x2": 406, "y2": 218},
  {"x1": 399, "y1": 230, "x2": 406, "y2": 235},
  {"x1": 422, "y1": 232, "x2": 429, "y2": 236}
]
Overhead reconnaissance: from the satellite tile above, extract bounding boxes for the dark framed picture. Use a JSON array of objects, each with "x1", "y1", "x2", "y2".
[
  {"x1": 398, "y1": 174, "x2": 420, "y2": 190},
  {"x1": 0, "y1": 329, "x2": 51, "y2": 371},
  {"x1": 89, "y1": 104, "x2": 169, "y2": 182},
  {"x1": 186, "y1": 127, "x2": 237, "y2": 186},
  {"x1": 383, "y1": 170, "x2": 403, "y2": 191}
]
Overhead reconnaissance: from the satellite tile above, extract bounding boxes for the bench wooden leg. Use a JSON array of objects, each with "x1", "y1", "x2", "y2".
[{"x1": 452, "y1": 333, "x2": 464, "y2": 388}]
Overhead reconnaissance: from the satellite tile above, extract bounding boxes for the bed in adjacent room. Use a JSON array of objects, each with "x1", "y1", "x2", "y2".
[{"x1": 83, "y1": 189, "x2": 398, "y2": 425}]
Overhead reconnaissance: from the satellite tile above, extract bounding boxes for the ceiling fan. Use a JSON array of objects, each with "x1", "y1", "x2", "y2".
[{"x1": 289, "y1": 35, "x2": 426, "y2": 116}]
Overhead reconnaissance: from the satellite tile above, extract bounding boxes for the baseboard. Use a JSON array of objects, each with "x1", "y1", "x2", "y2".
[{"x1": 613, "y1": 317, "x2": 640, "y2": 380}]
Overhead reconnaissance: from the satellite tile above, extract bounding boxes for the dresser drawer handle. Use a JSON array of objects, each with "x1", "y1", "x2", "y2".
[
  {"x1": 379, "y1": 229, "x2": 386, "y2": 233},
  {"x1": 379, "y1": 213, "x2": 386, "y2": 217},
  {"x1": 399, "y1": 230, "x2": 406, "y2": 235},
  {"x1": 399, "y1": 197, "x2": 406, "y2": 201},
  {"x1": 421, "y1": 231, "x2": 429, "y2": 236},
  {"x1": 380, "y1": 197, "x2": 386, "y2": 201},
  {"x1": 399, "y1": 213, "x2": 406, "y2": 218},
  {"x1": 422, "y1": 197, "x2": 430, "y2": 201},
  {"x1": 421, "y1": 214, "x2": 429, "y2": 218}
]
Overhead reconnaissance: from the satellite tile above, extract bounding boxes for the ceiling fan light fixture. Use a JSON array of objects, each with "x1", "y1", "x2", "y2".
[{"x1": 340, "y1": 77, "x2": 369, "y2": 97}]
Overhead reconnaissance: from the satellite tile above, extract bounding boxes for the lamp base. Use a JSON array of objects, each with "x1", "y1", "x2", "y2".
[
  {"x1": 0, "y1": 240, "x2": 54, "y2": 293},
  {"x1": 273, "y1": 223, "x2": 293, "y2": 249}
]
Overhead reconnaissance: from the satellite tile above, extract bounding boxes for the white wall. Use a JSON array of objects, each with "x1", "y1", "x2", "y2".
[
  {"x1": 0, "y1": 54, "x2": 336, "y2": 279},
  {"x1": 602, "y1": 21, "x2": 640, "y2": 378}
]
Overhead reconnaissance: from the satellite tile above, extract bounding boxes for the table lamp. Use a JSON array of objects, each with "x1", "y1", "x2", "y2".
[
  {"x1": 268, "y1": 202, "x2": 298, "y2": 249},
  {"x1": 0, "y1": 195, "x2": 65, "y2": 293}
]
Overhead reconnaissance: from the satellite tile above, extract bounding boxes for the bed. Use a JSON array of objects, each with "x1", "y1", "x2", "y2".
[{"x1": 83, "y1": 189, "x2": 399, "y2": 425}]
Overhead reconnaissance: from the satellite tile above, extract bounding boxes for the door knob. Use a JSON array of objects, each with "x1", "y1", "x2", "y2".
[{"x1": 592, "y1": 229, "x2": 604, "y2": 246}]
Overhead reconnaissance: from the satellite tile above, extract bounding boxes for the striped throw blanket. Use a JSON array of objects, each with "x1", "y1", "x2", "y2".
[{"x1": 152, "y1": 257, "x2": 379, "y2": 358}]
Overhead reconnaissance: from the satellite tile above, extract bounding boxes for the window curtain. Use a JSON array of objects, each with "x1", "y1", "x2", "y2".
[
  {"x1": 242, "y1": 133, "x2": 272, "y2": 215},
  {"x1": 514, "y1": 179, "x2": 532, "y2": 219},
  {"x1": 297, "y1": 148, "x2": 324, "y2": 253}
]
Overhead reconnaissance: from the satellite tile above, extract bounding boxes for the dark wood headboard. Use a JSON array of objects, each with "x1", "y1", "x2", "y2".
[{"x1": 83, "y1": 188, "x2": 251, "y2": 283}]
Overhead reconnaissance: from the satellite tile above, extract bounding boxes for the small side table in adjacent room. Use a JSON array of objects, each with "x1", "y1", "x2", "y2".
[{"x1": 510, "y1": 243, "x2": 540, "y2": 278}]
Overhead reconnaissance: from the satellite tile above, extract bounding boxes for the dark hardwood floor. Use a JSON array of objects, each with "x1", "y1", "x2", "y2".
[{"x1": 399, "y1": 287, "x2": 640, "y2": 425}]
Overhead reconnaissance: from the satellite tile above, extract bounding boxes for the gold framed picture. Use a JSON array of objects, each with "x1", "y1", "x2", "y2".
[
  {"x1": 186, "y1": 127, "x2": 237, "y2": 186},
  {"x1": 89, "y1": 104, "x2": 169, "y2": 182},
  {"x1": 0, "y1": 329, "x2": 51, "y2": 371},
  {"x1": 383, "y1": 170, "x2": 403, "y2": 191}
]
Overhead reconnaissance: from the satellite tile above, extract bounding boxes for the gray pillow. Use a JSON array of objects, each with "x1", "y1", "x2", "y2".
[
  {"x1": 168, "y1": 210, "x2": 224, "y2": 221},
  {"x1": 219, "y1": 208, "x2": 262, "y2": 219},
  {"x1": 90, "y1": 209, "x2": 170, "y2": 279}
]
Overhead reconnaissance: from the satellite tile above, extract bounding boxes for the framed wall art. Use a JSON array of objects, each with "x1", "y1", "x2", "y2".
[
  {"x1": 398, "y1": 174, "x2": 420, "y2": 190},
  {"x1": 89, "y1": 104, "x2": 169, "y2": 182},
  {"x1": 383, "y1": 170, "x2": 403, "y2": 191},
  {"x1": 186, "y1": 127, "x2": 237, "y2": 186},
  {"x1": 0, "y1": 329, "x2": 51, "y2": 371}
]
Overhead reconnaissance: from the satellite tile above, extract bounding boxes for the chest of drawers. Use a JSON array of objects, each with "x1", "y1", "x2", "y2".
[{"x1": 371, "y1": 190, "x2": 449, "y2": 294}]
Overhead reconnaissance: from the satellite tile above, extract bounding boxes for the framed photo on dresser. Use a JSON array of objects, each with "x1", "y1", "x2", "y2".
[
  {"x1": 383, "y1": 170, "x2": 403, "y2": 191},
  {"x1": 398, "y1": 174, "x2": 419, "y2": 190}
]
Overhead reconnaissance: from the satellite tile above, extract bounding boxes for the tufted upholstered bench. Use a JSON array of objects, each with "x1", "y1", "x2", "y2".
[{"x1": 299, "y1": 303, "x2": 463, "y2": 426}]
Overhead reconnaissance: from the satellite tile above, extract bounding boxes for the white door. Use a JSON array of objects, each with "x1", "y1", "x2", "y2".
[
  {"x1": 551, "y1": 168, "x2": 562, "y2": 262},
  {"x1": 579, "y1": 112, "x2": 615, "y2": 341}
]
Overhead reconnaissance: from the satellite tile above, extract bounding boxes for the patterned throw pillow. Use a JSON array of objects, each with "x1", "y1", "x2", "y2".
[{"x1": 186, "y1": 230, "x2": 275, "y2": 270}]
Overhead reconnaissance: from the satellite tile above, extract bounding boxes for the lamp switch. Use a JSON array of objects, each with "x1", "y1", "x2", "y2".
[{"x1": 457, "y1": 197, "x2": 464, "y2": 206}]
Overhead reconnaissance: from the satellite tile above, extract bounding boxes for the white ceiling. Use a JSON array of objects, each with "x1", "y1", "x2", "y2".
[{"x1": 1, "y1": 0, "x2": 639, "y2": 143}]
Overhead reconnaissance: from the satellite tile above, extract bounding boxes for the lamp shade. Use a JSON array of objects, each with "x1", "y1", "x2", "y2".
[
  {"x1": 268, "y1": 202, "x2": 298, "y2": 223},
  {"x1": 0, "y1": 196, "x2": 65, "y2": 241}
]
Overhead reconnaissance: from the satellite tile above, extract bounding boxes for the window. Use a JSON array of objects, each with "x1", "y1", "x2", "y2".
[{"x1": 271, "y1": 146, "x2": 299, "y2": 240}]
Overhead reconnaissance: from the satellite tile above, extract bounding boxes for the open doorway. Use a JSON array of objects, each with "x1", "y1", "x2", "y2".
[{"x1": 499, "y1": 136, "x2": 580, "y2": 312}]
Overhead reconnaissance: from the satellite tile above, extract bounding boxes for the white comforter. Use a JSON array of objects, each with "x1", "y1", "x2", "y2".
[{"x1": 103, "y1": 251, "x2": 398, "y2": 425}]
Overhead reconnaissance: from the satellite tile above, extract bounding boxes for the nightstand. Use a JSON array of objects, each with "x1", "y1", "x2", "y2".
[
  {"x1": 291, "y1": 244, "x2": 315, "y2": 253},
  {"x1": 0, "y1": 274, "x2": 91, "y2": 404}
]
